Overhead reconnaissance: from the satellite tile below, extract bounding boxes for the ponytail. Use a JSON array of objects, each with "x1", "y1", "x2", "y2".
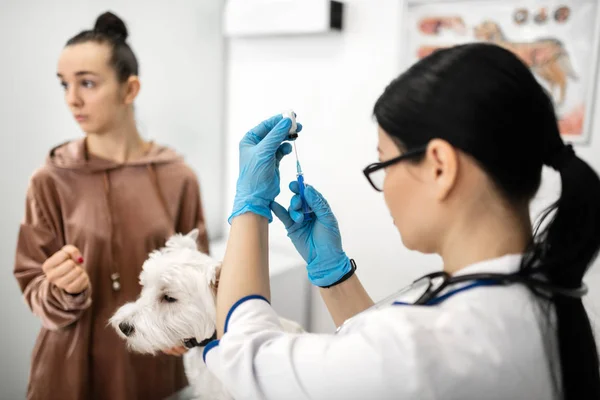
[{"x1": 524, "y1": 144, "x2": 600, "y2": 399}]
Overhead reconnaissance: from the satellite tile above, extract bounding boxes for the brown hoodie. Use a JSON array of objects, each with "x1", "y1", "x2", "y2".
[{"x1": 14, "y1": 138, "x2": 209, "y2": 400}]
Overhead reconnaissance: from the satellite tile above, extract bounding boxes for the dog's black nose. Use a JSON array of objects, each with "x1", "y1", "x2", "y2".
[{"x1": 119, "y1": 322, "x2": 135, "y2": 337}]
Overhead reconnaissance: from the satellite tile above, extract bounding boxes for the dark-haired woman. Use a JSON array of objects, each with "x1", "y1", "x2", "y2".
[
  {"x1": 204, "y1": 43, "x2": 600, "y2": 400},
  {"x1": 14, "y1": 11, "x2": 209, "y2": 400}
]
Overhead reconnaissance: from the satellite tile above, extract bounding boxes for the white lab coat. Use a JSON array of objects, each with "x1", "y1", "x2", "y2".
[{"x1": 204, "y1": 254, "x2": 560, "y2": 400}]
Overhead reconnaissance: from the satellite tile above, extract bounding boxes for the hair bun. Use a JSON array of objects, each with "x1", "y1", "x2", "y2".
[{"x1": 94, "y1": 12, "x2": 128, "y2": 41}]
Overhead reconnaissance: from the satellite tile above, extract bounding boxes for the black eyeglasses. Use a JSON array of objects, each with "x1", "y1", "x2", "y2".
[{"x1": 362, "y1": 146, "x2": 427, "y2": 192}]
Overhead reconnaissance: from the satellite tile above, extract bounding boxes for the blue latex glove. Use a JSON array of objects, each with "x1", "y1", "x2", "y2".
[
  {"x1": 229, "y1": 114, "x2": 302, "y2": 224},
  {"x1": 271, "y1": 182, "x2": 352, "y2": 287}
]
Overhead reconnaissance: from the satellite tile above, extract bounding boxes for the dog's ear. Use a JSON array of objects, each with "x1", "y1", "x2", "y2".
[
  {"x1": 208, "y1": 263, "x2": 221, "y2": 295},
  {"x1": 165, "y1": 231, "x2": 198, "y2": 250},
  {"x1": 186, "y1": 229, "x2": 199, "y2": 242}
]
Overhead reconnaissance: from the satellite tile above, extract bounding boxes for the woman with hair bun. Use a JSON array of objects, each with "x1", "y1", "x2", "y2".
[{"x1": 14, "y1": 11, "x2": 208, "y2": 400}]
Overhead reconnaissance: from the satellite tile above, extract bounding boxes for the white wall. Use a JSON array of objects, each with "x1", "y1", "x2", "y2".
[
  {"x1": 223, "y1": 0, "x2": 600, "y2": 333},
  {"x1": 0, "y1": 1, "x2": 225, "y2": 397}
]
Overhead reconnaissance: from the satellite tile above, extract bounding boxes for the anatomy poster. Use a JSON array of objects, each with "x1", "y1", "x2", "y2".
[{"x1": 403, "y1": 0, "x2": 600, "y2": 144}]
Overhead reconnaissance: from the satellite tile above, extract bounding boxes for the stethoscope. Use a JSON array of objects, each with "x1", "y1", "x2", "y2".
[{"x1": 335, "y1": 270, "x2": 587, "y2": 334}]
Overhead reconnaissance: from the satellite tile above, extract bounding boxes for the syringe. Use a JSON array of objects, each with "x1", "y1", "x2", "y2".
[
  {"x1": 283, "y1": 110, "x2": 312, "y2": 222},
  {"x1": 294, "y1": 144, "x2": 312, "y2": 222}
]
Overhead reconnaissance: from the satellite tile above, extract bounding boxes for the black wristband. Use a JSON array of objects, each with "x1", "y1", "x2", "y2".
[{"x1": 319, "y1": 259, "x2": 357, "y2": 289}]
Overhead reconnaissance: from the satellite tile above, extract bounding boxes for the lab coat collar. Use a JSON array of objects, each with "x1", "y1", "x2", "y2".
[{"x1": 451, "y1": 253, "x2": 523, "y2": 277}]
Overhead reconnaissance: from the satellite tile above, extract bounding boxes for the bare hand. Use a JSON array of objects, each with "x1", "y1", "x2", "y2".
[
  {"x1": 42, "y1": 245, "x2": 90, "y2": 295},
  {"x1": 162, "y1": 346, "x2": 188, "y2": 356}
]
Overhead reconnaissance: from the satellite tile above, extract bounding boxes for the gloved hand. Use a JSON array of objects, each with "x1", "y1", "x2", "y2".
[
  {"x1": 229, "y1": 114, "x2": 302, "y2": 224},
  {"x1": 271, "y1": 182, "x2": 353, "y2": 287}
]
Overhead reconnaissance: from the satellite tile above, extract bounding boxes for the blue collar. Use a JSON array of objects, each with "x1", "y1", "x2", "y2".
[{"x1": 393, "y1": 280, "x2": 498, "y2": 306}]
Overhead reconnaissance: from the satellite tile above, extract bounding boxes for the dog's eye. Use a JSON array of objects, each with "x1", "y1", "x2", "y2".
[{"x1": 162, "y1": 294, "x2": 177, "y2": 303}]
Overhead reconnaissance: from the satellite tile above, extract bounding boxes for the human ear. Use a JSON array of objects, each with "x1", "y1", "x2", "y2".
[
  {"x1": 425, "y1": 139, "x2": 459, "y2": 201},
  {"x1": 122, "y1": 75, "x2": 141, "y2": 105}
]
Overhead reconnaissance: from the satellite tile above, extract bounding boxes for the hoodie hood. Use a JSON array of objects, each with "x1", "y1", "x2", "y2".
[{"x1": 47, "y1": 138, "x2": 183, "y2": 173}]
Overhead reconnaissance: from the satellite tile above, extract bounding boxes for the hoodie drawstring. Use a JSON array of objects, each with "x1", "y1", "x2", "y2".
[
  {"x1": 147, "y1": 164, "x2": 175, "y2": 236},
  {"x1": 102, "y1": 172, "x2": 122, "y2": 292}
]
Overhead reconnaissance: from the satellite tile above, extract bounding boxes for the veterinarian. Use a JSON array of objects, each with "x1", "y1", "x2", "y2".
[
  {"x1": 13, "y1": 12, "x2": 209, "y2": 400},
  {"x1": 206, "y1": 43, "x2": 600, "y2": 400}
]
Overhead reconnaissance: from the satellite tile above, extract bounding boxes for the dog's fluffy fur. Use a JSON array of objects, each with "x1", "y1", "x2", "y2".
[{"x1": 110, "y1": 229, "x2": 304, "y2": 400}]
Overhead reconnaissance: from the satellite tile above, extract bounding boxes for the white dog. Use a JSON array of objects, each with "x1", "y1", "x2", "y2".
[{"x1": 110, "y1": 229, "x2": 304, "y2": 400}]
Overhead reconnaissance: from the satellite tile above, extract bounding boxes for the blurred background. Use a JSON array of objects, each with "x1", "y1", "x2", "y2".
[{"x1": 1, "y1": 0, "x2": 600, "y2": 398}]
